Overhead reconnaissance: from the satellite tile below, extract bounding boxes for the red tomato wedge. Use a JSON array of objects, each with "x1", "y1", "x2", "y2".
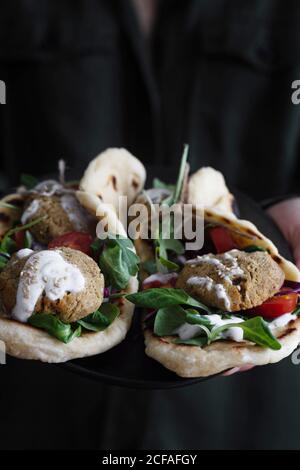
[
  {"x1": 48, "y1": 232, "x2": 93, "y2": 256},
  {"x1": 14, "y1": 231, "x2": 25, "y2": 250},
  {"x1": 143, "y1": 280, "x2": 176, "y2": 290},
  {"x1": 247, "y1": 293, "x2": 298, "y2": 319},
  {"x1": 209, "y1": 226, "x2": 238, "y2": 253}
]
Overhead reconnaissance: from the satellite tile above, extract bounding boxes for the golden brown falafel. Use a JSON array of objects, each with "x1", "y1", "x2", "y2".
[
  {"x1": 176, "y1": 249, "x2": 285, "y2": 311},
  {"x1": 0, "y1": 247, "x2": 104, "y2": 323},
  {"x1": 22, "y1": 193, "x2": 95, "y2": 244}
]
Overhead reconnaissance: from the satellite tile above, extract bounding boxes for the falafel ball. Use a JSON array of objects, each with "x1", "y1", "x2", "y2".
[
  {"x1": 21, "y1": 193, "x2": 95, "y2": 244},
  {"x1": 0, "y1": 247, "x2": 104, "y2": 323},
  {"x1": 176, "y1": 249, "x2": 285, "y2": 312}
]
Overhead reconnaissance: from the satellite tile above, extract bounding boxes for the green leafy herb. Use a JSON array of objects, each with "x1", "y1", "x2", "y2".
[
  {"x1": 154, "y1": 305, "x2": 187, "y2": 336},
  {"x1": 175, "y1": 336, "x2": 208, "y2": 346},
  {"x1": 77, "y1": 303, "x2": 120, "y2": 332},
  {"x1": 158, "y1": 255, "x2": 180, "y2": 272},
  {"x1": 152, "y1": 147, "x2": 188, "y2": 272},
  {"x1": 0, "y1": 216, "x2": 46, "y2": 255},
  {"x1": 244, "y1": 245, "x2": 266, "y2": 253},
  {"x1": 20, "y1": 173, "x2": 38, "y2": 190},
  {"x1": 24, "y1": 230, "x2": 33, "y2": 249},
  {"x1": 0, "y1": 254, "x2": 10, "y2": 269},
  {"x1": 0, "y1": 201, "x2": 18, "y2": 210},
  {"x1": 210, "y1": 316, "x2": 281, "y2": 350},
  {"x1": 163, "y1": 144, "x2": 189, "y2": 206},
  {"x1": 98, "y1": 235, "x2": 140, "y2": 290},
  {"x1": 153, "y1": 178, "x2": 175, "y2": 192},
  {"x1": 126, "y1": 287, "x2": 212, "y2": 312},
  {"x1": 141, "y1": 259, "x2": 157, "y2": 275},
  {"x1": 28, "y1": 313, "x2": 81, "y2": 344}
]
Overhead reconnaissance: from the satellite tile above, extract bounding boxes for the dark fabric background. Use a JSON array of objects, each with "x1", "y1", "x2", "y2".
[{"x1": 0, "y1": 0, "x2": 300, "y2": 450}]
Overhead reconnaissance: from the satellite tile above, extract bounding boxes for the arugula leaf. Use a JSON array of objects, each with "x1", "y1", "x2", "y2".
[
  {"x1": 210, "y1": 316, "x2": 281, "y2": 350},
  {"x1": 158, "y1": 237, "x2": 184, "y2": 256},
  {"x1": 77, "y1": 303, "x2": 120, "y2": 332},
  {"x1": 175, "y1": 336, "x2": 208, "y2": 346},
  {"x1": 98, "y1": 235, "x2": 140, "y2": 290},
  {"x1": 141, "y1": 259, "x2": 157, "y2": 275},
  {"x1": 28, "y1": 313, "x2": 81, "y2": 344},
  {"x1": 0, "y1": 216, "x2": 46, "y2": 255},
  {"x1": 153, "y1": 178, "x2": 175, "y2": 192},
  {"x1": 20, "y1": 173, "x2": 38, "y2": 190},
  {"x1": 163, "y1": 144, "x2": 189, "y2": 206},
  {"x1": 185, "y1": 309, "x2": 212, "y2": 327},
  {"x1": 0, "y1": 201, "x2": 18, "y2": 210},
  {"x1": 0, "y1": 254, "x2": 10, "y2": 269},
  {"x1": 0, "y1": 236, "x2": 17, "y2": 255},
  {"x1": 24, "y1": 230, "x2": 33, "y2": 249},
  {"x1": 126, "y1": 287, "x2": 212, "y2": 312},
  {"x1": 158, "y1": 255, "x2": 180, "y2": 272},
  {"x1": 154, "y1": 305, "x2": 187, "y2": 336},
  {"x1": 244, "y1": 245, "x2": 266, "y2": 253}
]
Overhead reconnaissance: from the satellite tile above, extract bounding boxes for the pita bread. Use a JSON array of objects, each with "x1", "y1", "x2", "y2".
[
  {"x1": 0, "y1": 277, "x2": 138, "y2": 363},
  {"x1": 188, "y1": 167, "x2": 235, "y2": 214},
  {"x1": 79, "y1": 148, "x2": 146, "y2": 211},
  {"x1": 138, "y1": 166, "x2": 300, "y2": 377},
  {"x1": 144, "y1": 316, "x2": 300, "y2": 377},
  {"x1": 0, "y1": 189, "x2": 139, "y2": 363}
]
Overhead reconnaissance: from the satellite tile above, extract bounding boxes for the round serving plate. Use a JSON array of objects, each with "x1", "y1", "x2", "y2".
[{"x1": 62, "y1": 176, "x2": 292, "y2": 389}]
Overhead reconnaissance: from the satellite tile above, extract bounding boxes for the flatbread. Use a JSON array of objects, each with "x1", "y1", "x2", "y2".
[
  {"x1": 144, "y1": 316, "x2": 300, "y2": 377},
  {"x1": 138, "y1": 166, "x2": 300, "y2": 377},
  {"x1": 0, "y1": 277, "x2": 138, "y2": 363},
  {"x1": 0, "y1": 190, "x2": 138, "y2": 363}
]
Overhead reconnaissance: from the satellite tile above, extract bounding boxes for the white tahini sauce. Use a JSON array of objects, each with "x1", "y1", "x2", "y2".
[
  {"x1": 21, "y1": 199, "x2": 40, "y2": 224},
  {"x1": 187, "y1": 275, "x2": 231, "y2": 310},
  {"x1": 60, "y1": 194, "x2": 90, "y2": 231},
  {"x1": 186, "y1": 250, "x2": 245, "y2": 285},
  {"x1": 175, "y1": 312, "x2": 298, "y2": 345},
  {"x1": 16, "y1": 248, "x2": 34, "y2": 259},
  {"x1": 175, "y1": 314, "x2": 244, "y2": 342},
  {"x1": 143, "y1": 272, "x2": 178, "y2": 286},
  {"x1": 12, "y1": 250, "x2": 85, "y2": 323},
  {"x1": 33, "y1": 180, "x2": 66, "y2": 197}
]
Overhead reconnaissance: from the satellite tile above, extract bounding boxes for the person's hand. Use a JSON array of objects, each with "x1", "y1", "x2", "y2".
[{"x1": 266, "y1": 197, "x2": 300, "y2": 269}]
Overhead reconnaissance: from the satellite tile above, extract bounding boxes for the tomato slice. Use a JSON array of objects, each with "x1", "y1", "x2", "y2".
[
  {"x1": 143, "y1": 280, "x2": 176, "y2": 290},
  {"x1": 142, "y1": 273, "x2": 178, "y2": 290},
  {"x1": 48, "y1": 232, "x2": 93, "y2": 256},
  {"x1": 209, "y1": 226, "x2": 238, "y2": 254},
  {"x1": 247, "y1": 293, "x2": 298, "y2": 319},
  {"x1": 14, "y1": 231, "x2": 25, "y2": 250}
]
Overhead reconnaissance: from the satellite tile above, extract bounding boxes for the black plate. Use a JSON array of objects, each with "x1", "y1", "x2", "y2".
[{"x1": 62, "y1": 186, "x2": 293, "y2": 389}]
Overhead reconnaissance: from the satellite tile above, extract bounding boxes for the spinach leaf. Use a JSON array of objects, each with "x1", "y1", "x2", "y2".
[
  {"x1": 20, "y1": 173, "x2": 38, "y2": 189},
  {"x1": 154, "y1": 305, "x2": 187, "y2": 336},
  {"x1": 211, "y1": 316, "x2": 281, "y2": 350},
  {"x1": 126, "y1": 287, "x2": 211, "y2": 312},
  {"x1": 28, "y1": 313, "x2": 81, "y2": 344},
  {"x1": 98, "y1": 235, "x2": 140, "y2": 290},
  {"x1": 77, "y1": 303, "x2": 120, "y2": 332}
]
